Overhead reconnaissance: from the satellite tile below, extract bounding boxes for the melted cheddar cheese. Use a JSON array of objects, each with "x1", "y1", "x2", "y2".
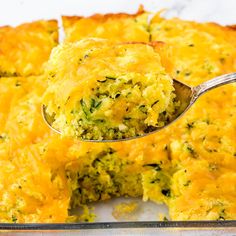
[
  {"x1": 150, "y1": 13, "x2": 236, "y2": 220},
  {"x1": 0, "y1": 20, "x2": 58, "y2": 77},
  {"x1": 0, "y1": 10, "x2": 235, "y2": 223},
  {"x1": 62, "y1": 7, "x2": 149, "y2": 43},
  {"x1": 43, "y1": 39, "x2": 178, "y2": 140}
]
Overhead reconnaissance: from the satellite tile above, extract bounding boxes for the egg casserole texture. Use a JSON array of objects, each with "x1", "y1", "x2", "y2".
[
  {"x1": 43, "y1": 39, "x2": 178, "y2": 140},
  {"x1": 0, "y1": 8, "x2": 235, "y2": 223}
]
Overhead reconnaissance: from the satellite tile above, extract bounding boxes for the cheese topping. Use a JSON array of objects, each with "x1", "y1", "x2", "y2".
[
  {"x1": 0, "y1": 20, "x2": 58, "y2": 77},
  {"x1": 43, "y1": 39, "x2": 178, "y2": 140},
  {"x1": 0, "y1": 11, "x2": 235, "y2": 222}
]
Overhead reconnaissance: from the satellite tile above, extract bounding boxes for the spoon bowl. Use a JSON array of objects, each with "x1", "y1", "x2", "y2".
[{"x1": 42, "y1": 72, "x2": 236, "y2": 142}]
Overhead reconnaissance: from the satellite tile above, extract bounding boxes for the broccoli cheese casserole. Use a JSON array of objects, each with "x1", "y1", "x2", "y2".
[
  {"x1": 43, "y1": 39, "x2": 179, "y2": 140},
  {"x1": 0, "y1": 7, "x2": 235, "y2": 223}
]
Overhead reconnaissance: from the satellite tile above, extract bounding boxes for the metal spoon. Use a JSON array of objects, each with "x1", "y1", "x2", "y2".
[{"x1": 42, "y1": 72, "x2": 236, "y2": 142}]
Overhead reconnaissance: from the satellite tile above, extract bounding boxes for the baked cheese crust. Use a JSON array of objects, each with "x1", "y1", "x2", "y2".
[
  {"x1": 43, "y1": 39, "x2": 178, "y2": 140},
  {"x1": 150, "y1": 13, "x2": 236, "y2": 220},
  {"x1": 0, "y1": 20, "x2": 58, "y2": 77},
  {"x1": 62, "y1": 7, "x2": 149, "y2": 43},
  {"x1": 0, "y1": 9, "x2": 235, "y2": 222}
]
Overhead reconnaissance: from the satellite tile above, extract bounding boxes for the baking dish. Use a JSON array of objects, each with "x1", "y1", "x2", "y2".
[
  {"x1": 0, "y1": 0, "x2": 236, "y2": 234},
  {"x1": 0, "y1": 199, "x2": 235, "y2": 234}
]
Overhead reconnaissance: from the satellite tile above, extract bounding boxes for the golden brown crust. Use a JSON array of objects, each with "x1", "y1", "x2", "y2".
[
  {"x1": 61, "y1": 6, "x2": 150, "y2": 43},
  {"x1": 205, "y1": 22, "x2": 236, "y2": 33},
  {"x1": 0, "y1": 20, "x2": 58, "y2": 42},
  {"x1": 200, "y1": 22, "x2": 236, "y2": 47},
  {"x1": 227, "y1": 24, "x2": 236, "y2": 31},
  {"x1": 62, "y1": 5, "x2": 145, "y2": 28},
  {"x1": 151, "y1": 12, "x2": 236, "y2": 35},
  {"x1": 0, "y1": 10, "x2": 235, "y2": 223},
  {"x1": 0, "y1": 20, "x2": 58, "y2": 77}
]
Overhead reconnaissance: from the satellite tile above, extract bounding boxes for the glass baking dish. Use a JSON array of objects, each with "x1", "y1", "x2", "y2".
[
  {"x1": 0, "y1": 221, "x2": 235, "y2": 235},
  {"x1": 0, "y1": 0, "x2": 236, "y2": 234},
  {"x1": 0, "y1": 199, "x2": 235, "y2": 234}
]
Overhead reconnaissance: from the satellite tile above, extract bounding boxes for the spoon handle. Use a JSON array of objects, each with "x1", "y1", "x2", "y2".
[{"x1": 193, "y1": 72, "x2": 236, "y2": 98}]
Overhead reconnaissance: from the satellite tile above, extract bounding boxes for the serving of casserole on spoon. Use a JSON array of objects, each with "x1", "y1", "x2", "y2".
[{"x1": 42, "y1": 38, "x2": 236, "y2": 142}]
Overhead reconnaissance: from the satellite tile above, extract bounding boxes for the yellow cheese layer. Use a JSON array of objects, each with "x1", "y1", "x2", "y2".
[
  {"x1": 62, "y1": 7, "x2": 149, "y2": 43},
  {"x1": 0, "y1": 10, "x2": 235, "y2": 222},
  {"x1": 0, "y1": 20, "x2": 58, "y2": 77},
  {"x1": 150, "y1": 13, "x2": 236, "y2": 220},
  {"x1": 43, "y1": 39, "x2": 178, "y2": 140}
]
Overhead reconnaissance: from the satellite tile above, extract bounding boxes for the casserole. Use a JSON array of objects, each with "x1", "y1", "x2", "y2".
[{"x1": 0, "y1": 0, "x2": 235, "y2": 233}]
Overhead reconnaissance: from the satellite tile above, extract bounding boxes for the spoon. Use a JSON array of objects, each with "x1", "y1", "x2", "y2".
[{"x1": 42, "y1": 72, "x2": 236, "y2": 142}]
